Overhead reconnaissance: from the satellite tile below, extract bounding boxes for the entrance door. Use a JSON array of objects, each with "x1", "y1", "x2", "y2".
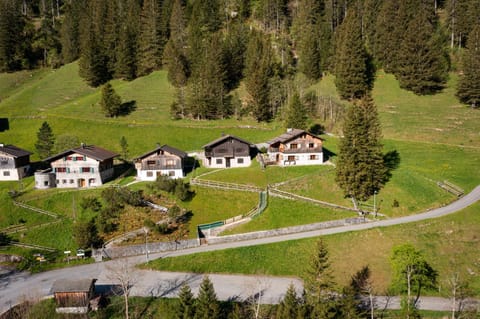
[
  {"x1": 226, "y1": 158, "x2": 231, "y2": 168},
  {"x1": 78, "y1": 179, "x2": 86, "y2": 187}
]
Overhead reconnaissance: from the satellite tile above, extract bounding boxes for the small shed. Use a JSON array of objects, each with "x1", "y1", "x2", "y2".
[{"x1": 51, "y1": 278, "x2": 96, "y2": 314}]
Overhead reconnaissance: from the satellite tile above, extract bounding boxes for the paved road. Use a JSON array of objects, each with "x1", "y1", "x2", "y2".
[{"x1": 1, "y1": 186, "x2": 479, "y2": 314}]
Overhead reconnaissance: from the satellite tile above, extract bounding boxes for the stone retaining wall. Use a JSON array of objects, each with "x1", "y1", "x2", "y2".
[
  {"x1": 99, "y1": 238, "x2": 200, "y2": 259},
  {"x1": 207, "y1": 217, "x2": 367, "y2": 245}
]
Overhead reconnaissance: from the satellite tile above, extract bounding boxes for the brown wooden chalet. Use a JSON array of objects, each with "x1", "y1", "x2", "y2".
[
  {"x1": 266, "y1": 129, "x2": 324, "y2": 166},
  {"x1": 134, "y1": 144, "x2": 187, "y2": 180},
  {"x1": 203, "y1": 135, "x2": 254, "y2": 168},
  {"x1": 0, "y1": 144, "x2": 31, "y2": 181},
  {"x1": 51, "y1": 278, "x2": 96, "y2": 314}
]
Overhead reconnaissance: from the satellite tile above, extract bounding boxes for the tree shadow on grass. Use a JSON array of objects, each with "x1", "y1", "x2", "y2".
[
  {"x1": 383, "y1": 150, "x2": 401, "y2": 183},
  {"x1": 323, "y1": 147, "x2": 336, "y2": 162},
  {"x1": 117, "y1": 100, "x2": 137, "y2": 116}
]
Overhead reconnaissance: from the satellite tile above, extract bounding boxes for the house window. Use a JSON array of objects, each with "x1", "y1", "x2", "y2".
[
  {"x1": 146, "y1": 171, "x2": 153, "y2": 177},
  {"x1": 169, "y1": 171, "x2": 175, "y2": 176},
  {"x1": 74, "y1": 156, "x2": 84, "y2": 161},
  {"x1": 3, "y1": 171, "x2": 10, "y2": 176},
  {"x1": 56, "y1": 180, "x2": 59, "y2": 184},
  {"x1": 290, "y1": 144, "x2": 298, "y2": 149},
  {"x1": 66, "y1": 156, "x2": 73, "y2": 161},
  {"x1": 81, "y1": 167, "x2": 90, "y2": 173},
  {"x1": 69, "y1": 179, "x2": 74, "y2": 184},
  {"x1": 62, "y1": 179, "x2": 67, "y2": 184},
  {"x1": 218, "y1": 148, "x2": 227, "y2": 153},
  {"x1": 237, "y1": 158, "x2": 244, "y2": 164},
  {"x1": 166, "y1": 159, "x2": 175, "y2": 166},
  {"x1": 44, "y1": 181, "x2": 49, "y2": 186},
  {"x1": 310, "y1": 155, "x2": 317, "y2": 160},
  {"x1": 89, "y1": 178, "x2": 96, "y2": 185},
  {"x1": 56, "y1": 167, "x2": 66, "y2": 173},
  {"x1": 147, "y1": 160, "x2": 156, "y2": 166},
  {"x1": 288, "y1": 156, "x2": 295, "y2": 162},
  {"x1": 216, "y1": 159, "x2": 223, "y2": 164},
  {"x1": 235, "y1": 148, "x2": 244, "y2": 153},
  {"x1": 309, "y1": 143, "x2": 315, "y2": 148}
]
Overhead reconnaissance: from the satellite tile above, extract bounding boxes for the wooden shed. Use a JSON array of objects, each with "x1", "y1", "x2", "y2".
[{"x1": 51, "y1": 278, "x2": 96, "y2": 314}]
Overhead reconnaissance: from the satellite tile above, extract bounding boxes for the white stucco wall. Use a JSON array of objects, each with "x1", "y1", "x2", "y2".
[
  {"x1": 267, "y1": 152, "x2": 324, "y2": 166},
  {"x1": 204, "y1": 156, "x2": 251, "y2": 168},
  {"x1": 136, "y1": 169, "x2": 184, "y2": 181},
  {"x1": 0, "y1": 166, "x2": 28, "y2": 181}
]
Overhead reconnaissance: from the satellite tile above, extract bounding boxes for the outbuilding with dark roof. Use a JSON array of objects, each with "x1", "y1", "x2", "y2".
[{"x1": 0, "y1": 143, "x2": 32, "y2": 181}]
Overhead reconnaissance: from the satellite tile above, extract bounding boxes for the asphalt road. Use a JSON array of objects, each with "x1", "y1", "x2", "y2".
[{"x1": 1, "y1": 185, "x2": 479, "y2": 314}]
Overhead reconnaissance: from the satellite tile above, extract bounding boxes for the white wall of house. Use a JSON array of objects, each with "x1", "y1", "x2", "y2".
[
  {"x1": 204, "y1": 156, "x2": 251, "y2": 168},
  {"x1": 268, "y1": 152, "x2": 324, "y2": 166},
  {"x1": 137, "y1": 168, "x2": 184, "y2": 181},
  {"x1": 0, "y1": 166, "x2": 28, "y2": 181},
  {"x1": 50, "y1": 153, "x2": 112, "y2": 188}
]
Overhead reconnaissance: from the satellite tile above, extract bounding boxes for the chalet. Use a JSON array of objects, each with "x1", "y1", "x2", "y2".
[
  {"x1": 51, "y1": 278, "x2": 96, "y2": 314},
  {"x1": 0, "y1": 144, "x2": 31, "y2": 181},
  {"x1": 134, "y1": 144, "x2": 187, "y2": 180},
  {"x1": 203, "y1": 135, "x2": 254, "y2": 168},
  {"x1": 266, "y1": 129, "x2": 324, "y2": 166},
  {"x1": 37, "y1": 144, "x2": 118, "y2": 188}
]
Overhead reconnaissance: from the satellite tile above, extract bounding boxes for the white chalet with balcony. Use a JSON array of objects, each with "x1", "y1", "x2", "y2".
[
  {"x1": 38, "y1": 144, "x2": 118, "y2": 188},
  {"x1": 134, "y1": 144, "x2": 187, "y2": 181}
]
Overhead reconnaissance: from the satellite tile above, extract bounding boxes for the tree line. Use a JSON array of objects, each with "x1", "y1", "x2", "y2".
[{"x1": 1, "y1": 0, "x2": 479, "y2": 120}]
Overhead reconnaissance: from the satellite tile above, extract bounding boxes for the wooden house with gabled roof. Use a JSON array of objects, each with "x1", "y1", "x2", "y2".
[
  {"x1": 134, "y1": 144, "x2": 188, "y2": 180},
  {"x1": 266, "y1": 129, "x2": 324, "y2": 166},
  {"x1": 203, "y1": 134, "x2": 255, "y2": 168},
  {"x1": 0, "y1": 143, "x2": 32, "y2": 181}
]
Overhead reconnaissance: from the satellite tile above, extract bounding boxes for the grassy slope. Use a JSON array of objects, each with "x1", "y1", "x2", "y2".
[{"x1": 147, "y1": 202, "x2": 480, "y2": 296}]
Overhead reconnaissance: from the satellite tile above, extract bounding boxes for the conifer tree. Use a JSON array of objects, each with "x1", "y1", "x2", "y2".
[
  {"x1": 100, "y1": 82, "x2": 122, "y2": 117},
  {"x1": 457, "y1": 24, "x2": 480, "y2": 108},
  {"x1": 285, "y1": 93, "x2": 308, "y2": 130},
  {"x1": 304, "y1": 239, "x2": 337, "y2": 319},
  {"x1": 373, "y1": 1, "x2": 401, "y2": 72},
  {"x1": 222, "y1": 23, "x2": 248, "y2": 91},
  {"x1": 115, "y1": 0, "x2": 140, "y2": 80},
  {"x1": 335, "y1": 95, "x2": 387, "y2": 208},
  {"x1": 395, "y1": 7, "x2": 449, "y2": 95},
  {"x1": 35, "y1": 121, "x2": 55, "y2": 159},
  {"x1": 60, "y1": 0, "x2": 84, "y2": 63},
  {"x1": 334, "y1": 4, "x2": 374, "y2": 100},
  {"x1": 177, "y1": 284, "x2": 195, "y2": 319},
  {"x1": 0, "y1": 0, "x2": 28, "y2": 72},
  {"x1": 277, "y1": 284, "x2": 299, "y2": 319},
  {"x1": 137, "y1": 0, "x2": 163, "y2": 76},
  {"x1": 244, "y1": 30, "x2": 273, "y2": 122},
  {"x1": 195, "y1": 276, "x2": 219, "y2": 319}
]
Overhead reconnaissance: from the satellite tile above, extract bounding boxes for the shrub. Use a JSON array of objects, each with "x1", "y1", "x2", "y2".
[{"x1": 80, "y1": 196, "x2": 102, "y2": 212}]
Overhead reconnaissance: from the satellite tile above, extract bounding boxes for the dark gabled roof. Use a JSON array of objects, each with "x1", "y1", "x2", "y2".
[
  {"x1": 51, "y1": 279, "x2": 96, "y2": 294},
  {"x1": 203, "y1": 135, "x2": 253, "y2": 149},
  {"x1": 134, "y1": 144, "x2": 187, "y2": 160},
  {"x1": 45, "y1": 145, "x2": 118, "y2": 162},
  {"x1": 267, "y1": 129, "x2": 322, "y2": 145},
  {"x1": 0, "y1": 144, "x2": 32, "y2": 158}
]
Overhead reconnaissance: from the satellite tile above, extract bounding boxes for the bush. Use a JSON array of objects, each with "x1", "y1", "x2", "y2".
[
  {"x1": 149, "y1": 176, "x2": 195, "y2": 201},
  {"x1": 80, "y1": 196, "x2": 102, "y2": 212}
]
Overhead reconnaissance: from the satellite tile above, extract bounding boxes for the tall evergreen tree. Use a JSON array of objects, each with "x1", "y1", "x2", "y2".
[
  {"x1": 0, "y1": 0, "x2": 28, "y2": 71},
  {"x1": 457, "y1": 24, "x2": 480, "y2": 108},
  {"x1": 445, "y1": 0, "x2": 480, "y2": 48},
  {"x1": 35, "y1": 121, "x2": 55, "y2": 159},
  {"x1": 276, "y1": 284, "x2": 299, "y2": 319},
  {"x1": 195, "y1": 276, "x2": 219, "y2": 319},
  {"x1": 373, "y1": 1, "x2": 401, "y2": 72},
  {"x1": 304, "y1": 239, "x2": 337, "y2": 319},
  {"x1": 244, "y1": 30, "x2": 273, "y2": 122},
  {"x1": 60, "y1": 0, "x2": 84, "y2": 63},
  {"x1": 100, "y1": 82, "x2": 122, "y2": 117},
  {"x1": 33, "y1": 0, "x2": 61, "y2": 68},
  {"x1": 335, "y1": 4, "x2": 375, "y2": 100},
  {"x1": 137, "y1": 0, "x2": 163, "y2": 76},
  {"x1": 335, "y1": 95, "x2": 387, "y2": 208},
  {"x1": 176, "y1": 284, "x2": 195, "y2": 319},
  {"x1": 395, "y1": 6, "x2": 449, "y2": 95},
  {"x1": 115, "y1": 0, "x2": 140, "y2": 80},
  {"x1": 284, "y1": 93, "x2": 308, "y2": 130},
  {"x1": 222, "y1": 22, "x2": 248, "y2": 91}
]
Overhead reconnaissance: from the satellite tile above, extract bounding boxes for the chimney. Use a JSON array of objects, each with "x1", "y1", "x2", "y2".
[
  {"x1": 0, "y1": 143, "x2": 3, "y2": 147},
  {"x1": 287, "y1": 128, "x2": 293, "y2": 132},
  {"x1": 81, "y1": 143, "x2": 85, "y2": 149}
]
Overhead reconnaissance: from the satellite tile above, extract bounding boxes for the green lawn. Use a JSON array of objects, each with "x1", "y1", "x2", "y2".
[{"x1": 147, "y1": 202, "x2": 480, "y2": 296}]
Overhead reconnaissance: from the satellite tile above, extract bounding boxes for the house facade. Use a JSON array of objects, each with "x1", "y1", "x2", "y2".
[
  {"x1": 203, "y1": 135, "x2": 253, "y2": 168},
  {"x1": 266, "y1": 129, "x2": 324, "y2": 166},
  {"x1": 38, "y1": 145, "x2": 118, "y2": 188},
  {"x1": 134, "y1": 145, "x2": 187, "y2": 181},
  {"x1": 0, "y1": 144, "x2": 31, "y2": 181}
]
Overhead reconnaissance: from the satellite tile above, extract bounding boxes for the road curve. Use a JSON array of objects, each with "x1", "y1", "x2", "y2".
[{"x1": 1, "y1": 186, "x2": 479, "y2": 314}]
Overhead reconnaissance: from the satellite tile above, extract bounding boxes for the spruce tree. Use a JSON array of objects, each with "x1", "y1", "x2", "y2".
[
  {"x1": 284, "y1": 93, "x2": 308, "y2": 130},
  {"x1": 100, "y1": 82, "x2": 122, "y2": 117},
  {"x1": 304, "y1": 239, "x2": 337, "y2": 319},
  {"x1": 335, "y1": 95, "x2": 387, "y2": 207},
  {"x1": 457, "y1": 24, "x2": 480, "y2": 108},
  {"x1": 115, "y1": 0, "x2": 140, "y2": 80},
  {"x1": 60, "y1": 0, "x2": 84, "y2": 63},
  {"x1": 277, "y1": 284, "x2": 299, "y2": 319},
  {"x1": 334, "y1": 4, "x2": 374, "y2": 100},
  {"x1": 177, "y1": 284, "x2": 195, "y2": 319},
  {"x1": 0, "y1": 0, "x2": 27, "y2": 72},
  {"x1": 137, "y1": 0, "x2": 163, "y2": 76},
  {"x1": 35, "y1": 121, "x2": 55, "y2": 159},
  {"x1": 395, "y1": 7, "x2": 449, "y2": 95},
  {"x1": 373, "y1": 1, "x2": 401, "y2": 72},
  {"x1": 244, "y1": 30, "x2": 273, "y2": 122},
  {"x1": 195, "y1": 276, "x2": 219, "y2": 319}
]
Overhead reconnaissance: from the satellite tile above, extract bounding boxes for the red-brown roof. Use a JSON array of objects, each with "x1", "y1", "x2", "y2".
[{"x1": 45, "y1": 145, "x2": 118, "y2": 162}]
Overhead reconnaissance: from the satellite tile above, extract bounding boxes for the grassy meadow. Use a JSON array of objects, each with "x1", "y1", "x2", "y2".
[{"x1": 0, "y1": 62, "x2": 479, "y2": 285}]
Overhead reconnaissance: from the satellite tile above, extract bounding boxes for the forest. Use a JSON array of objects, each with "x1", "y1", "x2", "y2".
[{"x1": 0, "y1": 0, "x2": 479, "y2": 120}]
